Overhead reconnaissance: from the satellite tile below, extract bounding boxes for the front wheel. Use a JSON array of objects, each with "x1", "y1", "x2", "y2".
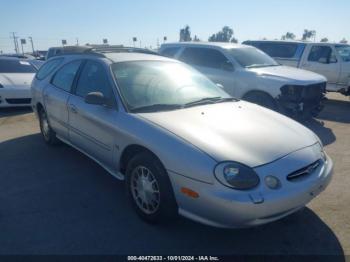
[
  {"x1": 125, "y1": 152, "x2": 178, "y2": 224},
  {"x1": 38, "y1": 109, "x2": 60, "y2": 145}
]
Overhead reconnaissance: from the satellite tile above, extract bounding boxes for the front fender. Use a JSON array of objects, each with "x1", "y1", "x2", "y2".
[{"x1": 115, "y1": 113, "x2": 217, "y2": 184}]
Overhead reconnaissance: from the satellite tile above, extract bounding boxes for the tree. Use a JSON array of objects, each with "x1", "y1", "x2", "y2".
[
  {"x1": 302, "y1": 29, "x2": 316, "y2": 41},
  {"x1": 179, "y1": 25, "x2": 192, "y2": 42},
  {"x1": 208, "y1": 26, "x2": 238, "y2": 43},
  {"x1": 193, "y1": 35, "x2": 200, "y2": 42},
  {"x1": 281, "y1": 32, "x2": 296, "y2": 40},
  {"x1": 340, "y1": 38, "x2": 348, "y2": 44},
  {"x1": 320, "y1": 37, "x2": 329, "y2": 42}
]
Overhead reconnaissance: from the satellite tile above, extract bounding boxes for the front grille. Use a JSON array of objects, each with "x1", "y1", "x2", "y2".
[
  {"x1": 5, "y1": 98, "x2": 31, "y2": 104},
  {"x1": 302, "y1": 82, "x2": 326, "y2": 101},
  {"x1": 280, "y1": 82, "x2": 326, "y2": 102},
  {"x1": 287, "y1": 160, "x2": 321, "y2": 181}
]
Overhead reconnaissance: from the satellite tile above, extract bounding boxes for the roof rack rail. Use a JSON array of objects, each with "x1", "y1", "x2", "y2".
[
  {"x1": 92, "y1": 46, "x2": 158, "y2": 55},
  {"x1": 54, "y1": 45, "x2": 158, "y2": 57}
]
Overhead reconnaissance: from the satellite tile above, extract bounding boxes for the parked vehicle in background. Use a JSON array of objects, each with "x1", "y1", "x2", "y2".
[
  {"x1": 0, "y1": 54, "x2": 45, "y2": 68},
  {"x1": 159, "y1": 42, "x2": 327, "y2": 118},
  {"x1": 0, "y1": 53, "x2": 36, "y2": 60},
  {"x1": 29, "y1": 59, "x2": 44, "y2": 70},
  {"x1": 31, "y1": 47, "x2": 333, "y2": 228},
  {"x1": 243, "y1": 40, "x2": 350, "y2": 96},
  {"x1": 0, "y1": 57, "x2": 37, "y2": 107},
  {"x1": 31, "y1": 50, "x2": 47, "y2": 60}
]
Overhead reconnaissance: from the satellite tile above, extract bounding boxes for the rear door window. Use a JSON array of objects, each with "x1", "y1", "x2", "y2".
[
  {"x1": 51, "y1": 60, "x2": 82, "y2": 92},
  {"x1": 308, "y1": 46, "x2": 337, "y2": 63},
  {"x1": 179, "y1": 47, "x2": 229, "y2": 69}
]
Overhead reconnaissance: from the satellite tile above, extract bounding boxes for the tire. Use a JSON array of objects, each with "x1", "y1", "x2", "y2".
[
  {"x1": 38, "y1": 108, "x2": 60, "y2": 145},
  {"x1": 125, "y1": 152, "x2": 178, "y2": 224},
  {"x1": 243, "y1": 92, "x2": 276, "y2": 111}
]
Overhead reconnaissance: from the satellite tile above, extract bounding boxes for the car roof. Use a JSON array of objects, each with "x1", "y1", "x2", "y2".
[
  {"x1": 58, "y1": 52, "x2": 176, "y2": 64},
  {"x1": 104, "y1": 52, "x2": 175, "y2": 63},
  {"x1": 161, "y1": 41, "x2": 250, "y2": 49}
]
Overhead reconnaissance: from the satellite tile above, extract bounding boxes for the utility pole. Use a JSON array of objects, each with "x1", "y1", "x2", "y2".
[
  {"x1": 11, "y1": 32, "x2": 19, "y2": 54},
  {"x1": 28, "y1": 37, "x2": 35, "y2": 54},
  {"x1": 76, "y1": 38, "x2": 79, "y2": 46},
  {"x1": 20, "y1": 39, "x2": 26, "y2": 55}
]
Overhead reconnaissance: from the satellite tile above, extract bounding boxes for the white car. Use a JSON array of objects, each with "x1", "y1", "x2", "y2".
[
  {"x1": 159, "y1": 42, "x2": 327, "y2": 118},
  {"x1": 243, "y1": 40, "x2": 350, "y2": 96},
  {"x1": 0, "y1": 57, "x2": 37, "y2": 107}
]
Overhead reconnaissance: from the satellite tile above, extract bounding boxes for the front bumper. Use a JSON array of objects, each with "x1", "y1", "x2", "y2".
[
  {"x1": 0, "y1": 86, "x2": 32, "y2": 107},
  {"x1": 168, "y1": 145, "x2": 333, "y2": 228}
]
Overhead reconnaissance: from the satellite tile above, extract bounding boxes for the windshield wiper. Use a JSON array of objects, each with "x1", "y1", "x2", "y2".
[
  {"x1": 184, "y1": 97, "x2": 237, "y2": 108},
  {"x1": 130, "y1": 103, "x2": 183, "y2": 113}
]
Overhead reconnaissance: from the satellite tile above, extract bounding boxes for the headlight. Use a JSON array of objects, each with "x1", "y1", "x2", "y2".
[{"x1": 214, "y1": 162, "x2": 260, "y2": 190}]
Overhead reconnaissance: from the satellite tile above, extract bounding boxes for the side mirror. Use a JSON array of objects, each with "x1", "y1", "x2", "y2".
[
  {"x1": 85, "y1": 92, "x2": 106, "y2": 105},
  {"x1": 222, "y1": 61, "x2": 234, "y2": 71},
  {"x1": 329, "y1": 57, "x2": 337, "y2": 63},
  {"x1": 318, "y1": 57, "x2": 328, "y2": 64},
  {"x1": 216, "y1": 83, "x2": 224, "y2": 89}
]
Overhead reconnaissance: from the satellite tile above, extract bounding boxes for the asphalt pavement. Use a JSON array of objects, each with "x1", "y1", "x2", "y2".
[{"x1": 0, "y1": 93, "x2": 349, "y2": 257}]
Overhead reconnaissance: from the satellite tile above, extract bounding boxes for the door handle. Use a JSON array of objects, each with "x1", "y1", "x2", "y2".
[{"x1": 69, "y1": 104, "x2": 78, "y2": 114}]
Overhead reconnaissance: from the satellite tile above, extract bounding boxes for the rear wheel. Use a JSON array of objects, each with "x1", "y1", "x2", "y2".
[
  {"x1": 38, "y1": 109, "x2": 60, "y2": 145},
  {"x1": 125, "y1": 152, "x2": 178, "y2": 224},
  {"x1": 243, "y1": 92, "x2": 276, "y2": 111}
]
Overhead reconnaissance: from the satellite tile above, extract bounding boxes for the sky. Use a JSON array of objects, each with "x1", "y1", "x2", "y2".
[{"x1": 0, "y1": 0, "x2": 349, "y2": 53}]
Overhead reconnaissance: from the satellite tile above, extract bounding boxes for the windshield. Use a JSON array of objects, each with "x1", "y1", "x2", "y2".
[
  {"x1": 0, "y1": 59, "x2": 37, "y2": 73},
  {"x1": 111, "y1": 61, "x2": 231, "y2": 112},
  {"x1": 227, "y1": 47, "x2": 279, "y2": 68},
  {"x1": 335, "y1": 45, "x2": 350, "y2": 62}
]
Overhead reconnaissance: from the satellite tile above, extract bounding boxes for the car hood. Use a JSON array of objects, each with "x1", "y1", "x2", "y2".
[
  {"x1": 248, "y1": 65, "x2": 326, "y2": 84},
  {"x1": 0, "y1": 73, "x2": 35, "y2": 87},
  {"x1": 139, "y1": 101, "x2": 318, "y2": 167}
]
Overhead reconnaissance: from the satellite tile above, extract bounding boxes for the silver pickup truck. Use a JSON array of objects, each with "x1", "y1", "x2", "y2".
[{"x1": 243, "y1": 40, "x2": 350, "y2": 96}]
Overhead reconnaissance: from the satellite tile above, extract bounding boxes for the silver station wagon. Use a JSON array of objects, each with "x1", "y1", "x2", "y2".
[{"x1": 31, "y1": 46, "x2": 333, "y2": 228}]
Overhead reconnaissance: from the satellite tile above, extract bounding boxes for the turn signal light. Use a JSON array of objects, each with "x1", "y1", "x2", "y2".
[{"x1": 181, "y1": 187, "x2": 199, "y2": 198}]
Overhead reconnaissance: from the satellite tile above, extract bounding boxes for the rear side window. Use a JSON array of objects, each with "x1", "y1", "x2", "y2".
[
  {"x1": 51, "y1": 60, "x2": 82, "y2": 92},
  {"x1": 36, "y1": 58, "x2": 63, "y2": 80},
  {"x1": 258, "y1": 43, "x2": 298, "y2": 58},
  {"x1": 0, "y1": 59, "x2": 37, "y2": 73},
  {"x1": 179, "y1": 47, "x2": 229, "y2": 69},
  {"x1": 75, "y1": 61, "x2": 112, "y2": 98},
  {"x1": 160, "y1": 47, "x2": 181, "y2": 58},
  {"x1": 308, "y1": 46, "x2": 337, "y2": 63}
]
